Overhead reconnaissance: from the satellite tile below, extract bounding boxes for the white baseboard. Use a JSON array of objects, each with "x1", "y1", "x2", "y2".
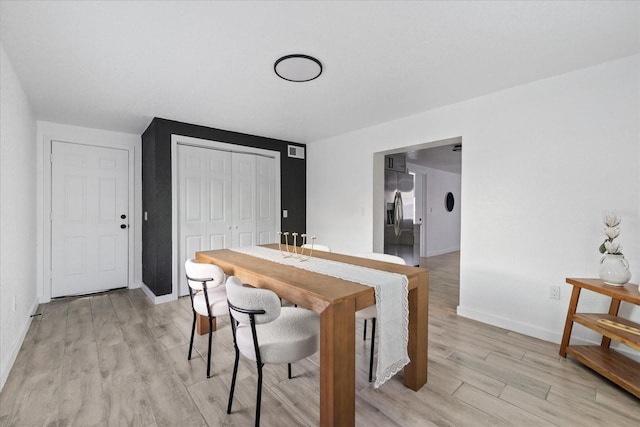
[
  {"x1": 140, "y1": 282, "x2": 177, "y2": 305},
  {"x1": 456, "y1": 304, "x2": 562, "y2": 343},
  {"x1": 456, "y1": 305, "x2": 640, "y2": 362},
  {"x1": 129, "y1": 281, "x2": 142, "y2": 289},
  {"x1": 0, "y1": 298, "x2": 39, "y2": 392}
]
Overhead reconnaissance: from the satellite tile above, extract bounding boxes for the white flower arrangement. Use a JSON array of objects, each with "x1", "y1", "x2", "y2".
[{"x1": 599, "y1": 214, "x2": 623, "y2": 255}]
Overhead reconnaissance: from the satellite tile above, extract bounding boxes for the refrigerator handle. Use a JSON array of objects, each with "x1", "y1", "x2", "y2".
[{"x1": 393, "y1": 190, "x2": 403, "y2": 237}]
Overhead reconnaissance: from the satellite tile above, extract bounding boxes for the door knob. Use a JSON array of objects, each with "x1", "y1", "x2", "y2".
[
  {"x1": 121, "y1": 214, "x2": 127, "y2": 219},
  {"x1": 120, "y1": 224, "x2": 127, "y2": 229}
]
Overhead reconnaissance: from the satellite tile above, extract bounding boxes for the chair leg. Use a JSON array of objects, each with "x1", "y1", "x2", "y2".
[
  {"x1": 188, "y1": 312, "x2": 196, "y2": 360},
  {"x1": 227, "y1": 346, "x2": 240, "y2": 414},
  {"x1": 368, "y1": 318, "x2": 376, "y2": 383},
  {"x1": 363, "y1": 319, "x2": 367, "y2": 340},
  {"x1": 288, "y1": 363, "x2": 292, "y2": 379},
  {"x1": 255, "y1": 362, "x2": 264, "y2": 427},
  {"x1": 206, "y1": 317, "x2": 213, "y2": 378}
]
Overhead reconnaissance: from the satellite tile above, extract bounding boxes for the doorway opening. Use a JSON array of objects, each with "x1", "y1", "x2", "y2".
[{"x1": 374, "y1": 136, "x2": 462, "y2": 311}]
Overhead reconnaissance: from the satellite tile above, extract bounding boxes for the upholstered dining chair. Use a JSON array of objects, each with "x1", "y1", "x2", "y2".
[
  {"x1": 354, "y1": 252, "x2": 406, "y2": 382},
  {"x1": 225, "y1": 276, "x2": 320, "y2": 426},
  {"x1": 301, "y1": 243, "x2": 331, "y2": 252},
  {"x1": 184, "y1": 258, "x2": 228, "y2": 378}
]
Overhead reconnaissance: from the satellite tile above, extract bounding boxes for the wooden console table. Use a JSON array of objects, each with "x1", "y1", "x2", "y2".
[{"x1": 560, "y1": 278, "x2": 640, "y2": 398}]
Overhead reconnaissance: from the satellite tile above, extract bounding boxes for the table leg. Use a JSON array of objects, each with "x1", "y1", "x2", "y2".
[
  {"x1": 559, "y1": 286, "x2": 581, "y2": 357},
  {"x1": 196, "y1": 314, "x2": 216, "y2": 335},
  {"x1": 404, "y1": 271, "x2": 428, "y2": 390},
  {"x1": 601, "y1": 298, "x2": 622, "y2": 348},
  {"x1": 320, "y1": 299, "x2": 355, "y2": 427}
]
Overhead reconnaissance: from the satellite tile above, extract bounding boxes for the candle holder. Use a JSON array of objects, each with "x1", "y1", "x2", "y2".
[
  {"x1": 277, "y1": 232, "x2": 293, "y2": 258},
  {"x1": 292, "y1": 232, "x2": 299, "y2": 254},
  {"x1": 299, "y1": 234, "x2": 316, "y2": 262},
  {"x1": 278, "y1": 232, "x2": 317, "y2": 261}
]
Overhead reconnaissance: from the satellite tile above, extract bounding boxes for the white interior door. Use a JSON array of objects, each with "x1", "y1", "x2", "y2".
[
  {"x1": 177, "y1": 145, "x2": 278, "y2": 296},
  {"x1": 232, "y1": 152, "x2": 257, "y2": 247},
  {"x1": 173, "y1": 135, "x2": 281, "y2": 298},
  {"x1": 256, "y1": 155, "x2": 277, "y2": 244},
  {"x1": 177, "y1": 145, "x2": 232, "y2": 296},
  {"x1": 51, "y1": 141, "x2": 129, "y2": 297}
]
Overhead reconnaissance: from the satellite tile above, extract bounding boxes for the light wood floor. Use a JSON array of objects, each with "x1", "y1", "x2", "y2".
[{"x1": 2, "y1": 251, "x2": 639, "y2": 426}]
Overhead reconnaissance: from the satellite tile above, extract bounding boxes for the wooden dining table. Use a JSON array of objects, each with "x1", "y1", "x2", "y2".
[{"x1": 196, "y1": 244, "x2": 429, "y2": 426}]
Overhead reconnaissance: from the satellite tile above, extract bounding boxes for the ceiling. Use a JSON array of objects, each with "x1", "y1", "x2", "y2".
[{"x1": 1, "y1": 1, "x2": 638, "y2": 144}]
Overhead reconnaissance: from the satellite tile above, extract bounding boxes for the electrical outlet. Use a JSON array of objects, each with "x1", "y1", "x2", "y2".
[{"x1": 549, "y1": 285, "x2": 560, "y2": 300}]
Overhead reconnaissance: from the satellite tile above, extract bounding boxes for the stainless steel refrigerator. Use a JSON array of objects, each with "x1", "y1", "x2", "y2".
[{"x1": 384, "y1": 168, "x2": 420, "y2": 266}]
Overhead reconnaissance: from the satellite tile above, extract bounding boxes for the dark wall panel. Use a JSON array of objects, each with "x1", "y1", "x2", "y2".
[
  {"x1": 141, "y1": 122, "x2": 157, "y2": 294},
  {"x1": 142, "y1": 117, "x2": 306, "y2": 296}
]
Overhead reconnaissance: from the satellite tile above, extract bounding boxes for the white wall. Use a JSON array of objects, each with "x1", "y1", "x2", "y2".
[
  {"x1": 410, "y1": 164, "x2": 461, "y2": 257},
  {"x1": 0, "y1": 45, "x2": 38, "y2": 390},
  {"x1": 0, "y1": 44, "x2": 143, "y2": 390},
  {"x1": 36, "y1": 121, "x2": 143, "y2": 302},
  {"x1": 307, "y1": 55, "x2": 640, "y2": 348}
]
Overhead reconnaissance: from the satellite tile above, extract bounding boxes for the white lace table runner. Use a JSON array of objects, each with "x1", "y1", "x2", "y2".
[{"x1": 230, "y1": 245, "x2": 409, "y2": 388}]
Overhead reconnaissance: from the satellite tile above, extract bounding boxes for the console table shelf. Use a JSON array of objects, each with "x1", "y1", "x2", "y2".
[{"x1": 560, "y1": 278, "x2": 640, "y2": 399}]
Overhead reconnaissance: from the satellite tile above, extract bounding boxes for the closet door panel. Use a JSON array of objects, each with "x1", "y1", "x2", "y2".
[
  {"x1": 178, "y1": 145, "x2": 231, "y2": 296},
  {"x1": 256, "y1": 156, "x2": 277, "y2": 245},
  {"x1": 232, "y1": 153, "x2": 256, "y2": 247},
  {"x1": 178, "y1": 143, "x2": 278, "y2": 296}
]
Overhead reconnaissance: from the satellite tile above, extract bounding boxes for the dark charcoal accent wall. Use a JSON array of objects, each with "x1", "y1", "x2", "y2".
[{"x1": 142, "y1": 117, "x2": 306, "y2": 297}]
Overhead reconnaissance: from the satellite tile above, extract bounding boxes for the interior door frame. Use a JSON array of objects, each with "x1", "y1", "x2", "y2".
[
  {"x1": 42, "y1": 137, "x2": 136, "y2": 302},
  {"x1": 170, "y1": 134, "x2": 281, "y2": 302}
]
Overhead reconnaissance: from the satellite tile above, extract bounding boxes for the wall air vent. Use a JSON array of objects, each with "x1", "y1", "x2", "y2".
[{"x1": 288, "y1": 145, "x2": 305, "y2": 159}]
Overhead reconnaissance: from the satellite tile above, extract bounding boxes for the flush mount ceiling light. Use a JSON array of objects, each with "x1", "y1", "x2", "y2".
[{"x1": 274, "y1": 54, "x2": 323, "y2": 82}]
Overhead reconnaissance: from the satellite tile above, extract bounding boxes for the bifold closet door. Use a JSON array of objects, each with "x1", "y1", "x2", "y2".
[
  {"x1": 178, "y1": 145, "x2": 232, "y2": 296},
  {"x1": 231, "y1": 153, "x2": 278, "y2": 246},
  {"x1": 256, "y1": 155, "x2": 277, "y2": 245},
  {"x1": 231, "y1": 152, "x2": 257, "y2": 247},
  {"x1": 177, "y1": 145, "x2": 277, "y2": 296}
]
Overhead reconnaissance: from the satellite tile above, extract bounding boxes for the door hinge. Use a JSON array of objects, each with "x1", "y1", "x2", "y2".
[{"x1": 50, "y1": 153, "x2": 53, "y2": 163}]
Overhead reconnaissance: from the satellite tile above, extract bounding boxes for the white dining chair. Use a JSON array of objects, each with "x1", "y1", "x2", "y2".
[
  {"x1": 301, "y1": 243, "x2": 331, "y2": 252},
  {"x1": 225, "y1": 276, "x2": 319, "y2": 426},
  {"x1": 354, "y1": 252, "x2": 406, "y2": 382},
  {"x1": 184, "y1": 258, "x2": 228, "y2": 378}
]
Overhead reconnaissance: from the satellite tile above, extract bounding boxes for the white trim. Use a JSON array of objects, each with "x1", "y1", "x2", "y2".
[
  {"x1": 456, "y1": 304, "x2": 640, "y2": 362},
  {"x1": 140, "y1": 282, "x2": 175, "y2": 305},
  {"x1": 456, "y1": 304, "x2": 562, "y2": 343},
  {"x1": 170, "y1": 134, "x2": 282, "y2": 301},
  {"x1": 41, "y1": 136, "x2": 136, "y2": 302},
  {"x1": 0, "y1": 298, "x2": 39, "y2": 390}
]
